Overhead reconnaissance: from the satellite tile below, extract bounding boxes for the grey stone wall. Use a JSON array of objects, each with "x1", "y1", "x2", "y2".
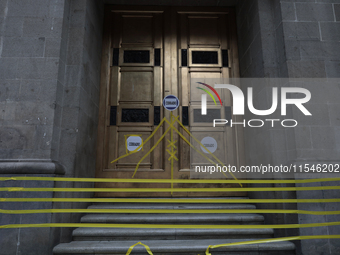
[
  {"x1": 282, "y1": 2, "x2": 340, "y2": 255},
  {"x1": 237, "y1": 1, "x2": 340, "y2": 255},
  {"x1": 52, "y1": 0, "x2": 104, "y2": 245},
  {"x1": 0, "y1": 0, "x2": 65, "y2": 160},
  {"x1": 0, "y1": 0, "x2": 104, "y2": 254}
]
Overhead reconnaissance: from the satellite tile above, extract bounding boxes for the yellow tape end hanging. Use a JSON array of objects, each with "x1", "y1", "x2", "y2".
[{"x1": 126, "y1": 242, "x2": 153, "y2": 255}]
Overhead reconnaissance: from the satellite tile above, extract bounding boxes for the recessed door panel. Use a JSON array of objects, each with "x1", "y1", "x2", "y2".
[
  {"x1": 122, "y1": 16, "x2": 153, "y2": 44},
  {"x1": 189, "y1": 16, "x2": 219, "y2": 46},
  {"x1": 120, "y1": 70, "x2": 153, "y2": 102}
]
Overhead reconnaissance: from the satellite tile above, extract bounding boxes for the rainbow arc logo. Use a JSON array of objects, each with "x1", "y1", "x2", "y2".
[
  {"x1": 196, "y1": 82, "x2": 222, "y2": 115},
  {"x1": 196, "y1": 82, "x2": 223, "y2": 106}
]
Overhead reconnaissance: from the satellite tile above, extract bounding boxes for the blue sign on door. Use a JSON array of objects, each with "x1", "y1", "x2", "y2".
[{"x1": 163, "y1": 95, "x2": 179, "y2": 111}]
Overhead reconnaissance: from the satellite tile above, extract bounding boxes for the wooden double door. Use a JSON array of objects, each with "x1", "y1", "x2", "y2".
[{"x1": 95, "y1": 6, "x2": 245, "y2": 197}]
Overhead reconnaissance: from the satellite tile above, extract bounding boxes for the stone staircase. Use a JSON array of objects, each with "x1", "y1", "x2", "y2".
[{"x1": 53, "y1": 198, "x2": 295, "y2": 255}]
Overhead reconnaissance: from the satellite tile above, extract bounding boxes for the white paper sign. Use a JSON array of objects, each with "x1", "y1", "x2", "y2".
[
  {"x1": 200, "y1": 137, "x2": 217, "y2": 154},
  {"x1": 127, "y1": 136, "x2": 142, "y2": 152}
]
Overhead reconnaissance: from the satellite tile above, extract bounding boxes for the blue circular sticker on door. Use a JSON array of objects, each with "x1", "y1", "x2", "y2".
[{"x1": 163, "y1": 95, "x2": 179, "y2": 111}]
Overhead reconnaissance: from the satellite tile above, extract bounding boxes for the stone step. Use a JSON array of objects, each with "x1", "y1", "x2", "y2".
[
  {"x1": 72, "y1": 227, "x2": 274, "y2": 241},
  {"x1": 80, "y1": 213, "x2": 264, "y2": 224},
  {"x1": 87, "y1": 202, "x2": 257, "y2": 210},
  {"x1": 53, "y1": 239, "x2": 295, "y2": 255}
]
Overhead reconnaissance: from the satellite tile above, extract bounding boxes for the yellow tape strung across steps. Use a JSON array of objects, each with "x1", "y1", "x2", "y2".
[
  {"x1": 111, "y1": 117, "x2": 167, "y2": 164},
  {"x1": 2, "y1": 176, "x2": 340, "y2": 184},
  {"x1": 2, "y1": 221, "x2": 340, "y2": 229},
  {"x1": 205, "y1": 235, "x2": 340, "y2": 255},
  {"x1": 132, "y1": 116, "x2": 179, "y2": 178},
  {"x1": 2, "y1": 186, "x2": 340, "y2": 192},
  {"x1": 1, "y1": 208, "x2": 340, "y2": 215},
  {"x1": 2, "y1": 198, "x2": 340, "y2": 203},
  {"x1": 126, "y1": 242, "x2": 153, "y2": 255}
]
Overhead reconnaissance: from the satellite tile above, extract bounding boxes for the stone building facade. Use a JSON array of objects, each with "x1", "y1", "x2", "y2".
[{"x1": 0, "y1": 0, "x2": 339, "y2": 254}]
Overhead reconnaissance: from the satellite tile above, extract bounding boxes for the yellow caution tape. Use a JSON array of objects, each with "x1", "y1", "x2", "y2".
[
  {"x1": 1, "y1": 221, "x2": 340, "y2": 229},
  {"x1": 163, "y1": 117, "x2": 239, "y2": 183},
  {"x1": 2, "y1": 198, "x2": 340, "y2": 203},
  {"x1": 1, "y1": 208, "x2": 340, "y2": 215},
  {"x1": 167, "y1": 139, "x2": 177, "y2": 149},
  {"x1": 166, "y1": 149, "x2": 178, "y2": 161},
  {"x1": 7, "y1": 187, "x2": 24, "y2": 192},
  {"x1": 1, "y1": 186, "x2": 340, "y2": 192},
  {"x1": 2, "y1": 176, "x2": 340, "y2": 184},
  {"x1": 126, "y1": 242, "x2": 153, "y2": 255},
  {"x1": 133, "y1": 116, "x2": 179, "y2": 178},
  {"x1": 111, "y1": 117, "x2": 167, "y2": 163},
  {"x1": 205, "y1": 235, "x2": 340, "y2": 255}
]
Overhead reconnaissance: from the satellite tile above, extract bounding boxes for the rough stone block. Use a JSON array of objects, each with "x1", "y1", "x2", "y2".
[
  {"x1": 17, "y1": 58, "x2": 59, "y2": 79},
  {"x1": 320, "y1": 22, "x2": 340, "y2": 41},
  {"x1": 49, "y1": 0, "x2": 66, "y2": 18},
  {"x1": 23, "y1": 16, "x2": 53, "y2": 37},
  {"x1": 3, "y1": 101, "x2": 16, "y2": 122},
  {"x1": 60, "y1": 106, "x2": 80, "y2": 129},
  {"x1": 14, "y1": 101, "x2": 54, "y2": 125},
  {"x1": 17, "y1": 227, "x2": 51, "y2": 255},
  {"x1": 0, "y1": 228, "x2": 19, "y2": 255},
  {"x1": 45, "y1": 37, "x2": 62, "y2": 57},
  {"x1": 70, "y1": 6, "x2": 86, "y2": 28},
  {"x1": 66, "y1": 27, "x2": 85, "y2": 65},
  {"x1": 311, "y1": 126, "x2": 336, "y2": 150},
  {"x1": 292, "y1": 103, "x2": 330, "y2": 126},
  {"x1": 0, "y1": 0, "x2": 7, "y2": 17},
  {"x1": 280, "y1": 2, "x2": 296, "y2": 21},
  {"x1": 275, "y1": 23, "x2": 287, "y2": 63},
  {"x1": 283, "y1": 40, "x2": 301, "y2": 60},
  {"x1": 0, "y1": 58, "x2": 19, "y2": 79},
  {"x1": 55, "y1": 80, "x2": 64, "y2": 107},
  {"x1": 0, "y1": 101, "x2": 5, "y2": 122},
  {"x1": 269, "y1": 129, "x2": 287, "y2": 152},
  {"x1": 65, "y1": 65, "x2": 82, "y2": 87},
  {"x1": 35, "y1": 124, "x2": 53, "y2": 151},
  {"x1": 40, "y1": 79, "x2": 58, "y2": 102},
  {"x1": 322, "y1": 41, "x2": 340, "y2": 60},
  {"x1": 57, "y1": 59, "x2": 65, "y2": 85},
  {"x1": 325, "y1": 61, "x2": 340, "y2": 77},
  {"x1": 80, "y1": 89, "x2": 93, "y2": 117},
  {"x1": 335, "y1": 4, "x2": 340, "y2": 21},
  {"x1": 58, "y1": 129, "x2": 78, "y2": 170},
  {"x1": 0, "y1": 126, "x2": 28, "y2": 150},
  {"x1": 19, "y1": 80, "x2": 43, "y2": 101},
  {"x1": 282, "y1": 21, "x2": 320, "y2": 40},
  {"x1": 2, "y1": 36, "x2": 45, "y2": 57},
  {"x1": 296, "y1": 3, "x2": 334, "y2": 22},
  {"x1": 50, "y1": 17, "x2": 64, "y2": 38},
  {"x1": 287, "y1": 60, "x2": 326, "y2": 78},
  {"x1": 7, "y1": 0, "x2": 50, "y2": 17},
  {"x1": 328, "y1": 103, "x2": 340, "y2": 126},
  {"x1": 2, "y1": 16, "x2": 24, "y2": 36},
  {"x1": 0, "y1": 80, "x2": 20, "y2": 101},
  {"x1": 294, "y1": 126, "x2": 312, "y2": 149},
  {"x1": 62, "y1": 86, "x2": 81, "y2": 108},
  {"x1": 271, "y1": 149, "x2": 288, "y2": 165},
  {"x1": 299, "y1": 41, "x2": 340, "y2": 60}
]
